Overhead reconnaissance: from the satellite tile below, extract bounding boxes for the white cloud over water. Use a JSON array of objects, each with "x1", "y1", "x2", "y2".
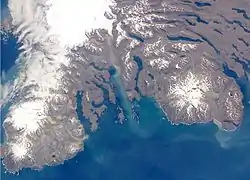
[
  {"x1": 3, "y1": 0, "x2": 115, "y2": 158},
  {"x1": 46, "y1": 0, "x2": 114, "y2": 47}
]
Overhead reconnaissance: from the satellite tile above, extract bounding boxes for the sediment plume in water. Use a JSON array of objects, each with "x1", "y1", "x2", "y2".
[{"x1": 1, "y1": 0, "x2": 249, "y2": 174}]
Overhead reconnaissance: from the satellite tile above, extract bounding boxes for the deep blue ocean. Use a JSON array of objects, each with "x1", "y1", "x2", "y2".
[
  {"x1": 1, "y1": 2, "x2": 250, "y2": 179},
  {"x1": 1, "y1": 34, "x2": 250, "y2": 179},
  {"x1": 1, "y1": 87, "x2": 250, "y2": 180}
]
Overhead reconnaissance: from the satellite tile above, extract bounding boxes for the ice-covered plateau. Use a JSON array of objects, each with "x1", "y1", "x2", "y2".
[{"x1": 1, "y1": 0, "x2": 249, "y2": 174}]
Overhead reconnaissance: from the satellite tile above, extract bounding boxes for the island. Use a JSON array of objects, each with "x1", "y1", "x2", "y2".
[{"x1": 1, "y1": 0, "x2": 248, "y2": 174}]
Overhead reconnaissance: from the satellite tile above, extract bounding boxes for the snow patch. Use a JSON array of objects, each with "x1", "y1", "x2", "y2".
[
  {"x1": 4, "y1": 0, "x2": 115, "y2": 140},
  {"x1": 46, "y1": 0, "x2": 115, "y2": 47}
]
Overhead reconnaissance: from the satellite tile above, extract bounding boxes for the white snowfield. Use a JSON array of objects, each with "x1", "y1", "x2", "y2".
[
  {"x1": 167, "y1": 71, "x2": 211, "y2": 118},
  {"x1": 4, "y1": 0, "x2": 115, "y2": 160}
]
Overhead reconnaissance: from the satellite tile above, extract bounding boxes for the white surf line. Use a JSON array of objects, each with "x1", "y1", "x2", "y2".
[{"x1": 4, "y1": 0, "x2": 116, "y2": 159}]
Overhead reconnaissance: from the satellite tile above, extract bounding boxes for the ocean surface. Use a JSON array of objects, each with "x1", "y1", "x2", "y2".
[
  {"x1": 1, "y1": 85, "x2": 250, "y2": 180},
  {"x1": 1, "y1": 1, "x2": 250, "y2": 180},
  {"x1": 1, "y1": 35, "x2": 250, "y2": 179}
]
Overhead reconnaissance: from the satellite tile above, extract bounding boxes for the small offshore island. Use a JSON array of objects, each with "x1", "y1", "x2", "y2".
[{"x1": 1, "y1": 0, "x2": 248, "y2": 174}]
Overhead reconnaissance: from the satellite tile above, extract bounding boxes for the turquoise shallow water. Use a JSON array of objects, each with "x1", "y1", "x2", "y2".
[
  {"x1": 1, "y1": 35, "x2": 250, "y2": 180},
  {"x1": 1, "y1": 52, "x2": 250, "y2": 180},
  {"x1": 1, "y1": 95, "x2": 250, "y2": 180},
  {"x1": 1, "y1": 2, "x2": 250, "y2": 179},
  {"x1": 1, "y1": 32, "x2": 250, "y2": 180}
]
